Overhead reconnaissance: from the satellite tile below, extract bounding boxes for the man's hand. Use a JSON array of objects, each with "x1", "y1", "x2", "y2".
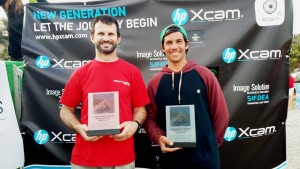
[
  {"x1": 158, "y1": 136, "x2": 182, "y2": 153},
  {"x1": 110, "y1": 121, "x2": 138, "y2": 141},
  {"x1": 74, "y1": 124, "x2": 102, "y2": 142}
]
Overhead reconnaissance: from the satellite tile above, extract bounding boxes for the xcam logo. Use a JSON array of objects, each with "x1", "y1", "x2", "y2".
[
  {"x1": 222, "y1": 48, "x2": 283, "y2": 63},
  {"x1": 239, "y1": 126, "x2": 276, "y2": 138},
  {"x1": 34, "y1": 130, "x2": 75, "y2": 144},
  {"x1": 171, "y1": 8, "x2": 243, "y2": 25},
  {"x1": 52, "y1": 59, "x2": 90, "y2": 69},
  {"x1": 34, "y1": 130, "x2": 49, "y2": 144},
  {"x1": 224, "y1": 126, "x2": 276, "y2": 141},
  {"x1": 190, "y1": 9, "x2": 243, "y2": 23},
  {"x1": 172, "y1": 8, "x2": 189, "y2": 26},
  {"x1": 51, "y1": 131, "x2": 76, "y2": 143},
  {"x1": 35, "y1": 56, "x2": 90, "y2": 69}
]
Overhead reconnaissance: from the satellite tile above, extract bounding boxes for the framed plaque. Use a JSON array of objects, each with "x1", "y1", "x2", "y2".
[
  {"x1": 87, "y1": 91, "x2": 120, "y2": 136},
  {"x1": 166, "y1": 105, "x2": 196, "y2": 147}
]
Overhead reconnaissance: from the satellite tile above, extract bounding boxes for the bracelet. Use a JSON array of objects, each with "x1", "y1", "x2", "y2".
[{"x1": 134, "y1": 120, "x2": 142, "y2": 131}]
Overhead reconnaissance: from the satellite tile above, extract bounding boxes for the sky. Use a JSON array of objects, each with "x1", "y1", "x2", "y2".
[{"x1": 0, "y1": 0, "x2": 299, "y2": 34}]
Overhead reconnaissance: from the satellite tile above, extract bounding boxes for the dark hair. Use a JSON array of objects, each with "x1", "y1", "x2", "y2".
[
  {"x1": 161, "y1": 26, "x2": 189, "y2": 53},
  {"x1": 91, "y1": 15, "x2": 120, "y2": 37},
  {"x1": 161, "y1": 25, "x2": 188, "y2": 45}
]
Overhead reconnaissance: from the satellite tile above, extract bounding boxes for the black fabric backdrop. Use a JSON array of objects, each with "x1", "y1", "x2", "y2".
[{"x1": 21, "y1": 0, "x2": 293, "y2": 168}]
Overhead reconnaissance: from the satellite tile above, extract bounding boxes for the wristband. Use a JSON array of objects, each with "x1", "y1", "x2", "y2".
[{"x1": 134, "y1": 120, "x2": 142, "y2": 131}]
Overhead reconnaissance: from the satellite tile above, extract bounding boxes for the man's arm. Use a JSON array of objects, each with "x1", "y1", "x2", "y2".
[
  {"x1": 195, "y1": 66, "x2": 229, "y2": 147},
  {"x1": 132, "y1": 106, "x2": 147, "y2": 126},
  {"x1": 143, "y1": 77, "x2": 166, "y2": 144},
  {"x1": 209, "y1": 81, "x2": 229, "y2": 147},
  {"x1": 144, "y1": 82, "x2": 182, "y2": 153},
  {"x1": 111, "y1": 106, "x2": 147, "y2": 141},
  {"x1": 205, "y1": 72, "x2": 229, "y2": 147},
  {"x1": 60, "y1": 104, "x2": 102, "y2": 142},
  {"x1": 60, "y1": 105, "x2": 79, "y2": 129}
]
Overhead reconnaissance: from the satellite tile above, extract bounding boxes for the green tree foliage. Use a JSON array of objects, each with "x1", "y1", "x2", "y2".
[
  {"x1": 290, "y1": 34, "x2": 300, "y2": 72},
  {"x1": 0, "y1": 18, "x2": 9, "y2": 60}
]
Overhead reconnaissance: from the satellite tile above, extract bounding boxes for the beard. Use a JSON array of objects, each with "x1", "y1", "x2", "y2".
[{"x1": 96, "y1": 41, "x2": 117, "y2": 55}]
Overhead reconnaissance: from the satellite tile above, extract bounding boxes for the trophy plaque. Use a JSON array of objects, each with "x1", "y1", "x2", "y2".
[
  {"x1": 166, "y1": 105, "x2": 196, "y2": 147},
  {"x1": 87, "y1": 91, "x2": 120, "y2": 136}
]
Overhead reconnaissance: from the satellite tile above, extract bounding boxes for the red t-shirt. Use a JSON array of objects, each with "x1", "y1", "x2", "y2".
[{"x1": 60, "y1": 59, "x2": 149, "y2": 166}]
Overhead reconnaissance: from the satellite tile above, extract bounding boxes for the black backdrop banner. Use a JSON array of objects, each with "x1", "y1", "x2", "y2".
[{"x1": 21, "y1": 0, "x2": 293, "y2": 169}]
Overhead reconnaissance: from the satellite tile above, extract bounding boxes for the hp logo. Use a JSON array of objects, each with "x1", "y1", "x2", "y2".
[
  {"x1": 34, "y1": 130, "x2": 49, "y2": 144},
  {"x1": 172, "y1": 8, "x2": 188, "y2": 26},
  {"x1": 224, "y1": 127, "x2": 237, "y2": 141},
  {"x1": 222, "y1": 48, "x2": 237, "y2": 63},
  {"x1": 36, "y1": 56, "x2": 51, "y2": 68}
]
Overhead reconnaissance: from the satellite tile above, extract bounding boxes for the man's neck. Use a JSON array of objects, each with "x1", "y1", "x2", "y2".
[
  {"x1": 95, "y1": 52, "x2": 118, "y2": 62},
  {"x1": 168, "y1": 60, "x2": 187, "y2": 72}
]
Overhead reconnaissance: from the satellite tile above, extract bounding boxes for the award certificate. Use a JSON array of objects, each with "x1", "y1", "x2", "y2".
[
  {"x1": 166, "y1": 105, "x2": 196, "y2": 147},
  {"x1": 87, "y1": 91, "x2": 120, "y2": 136}
]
